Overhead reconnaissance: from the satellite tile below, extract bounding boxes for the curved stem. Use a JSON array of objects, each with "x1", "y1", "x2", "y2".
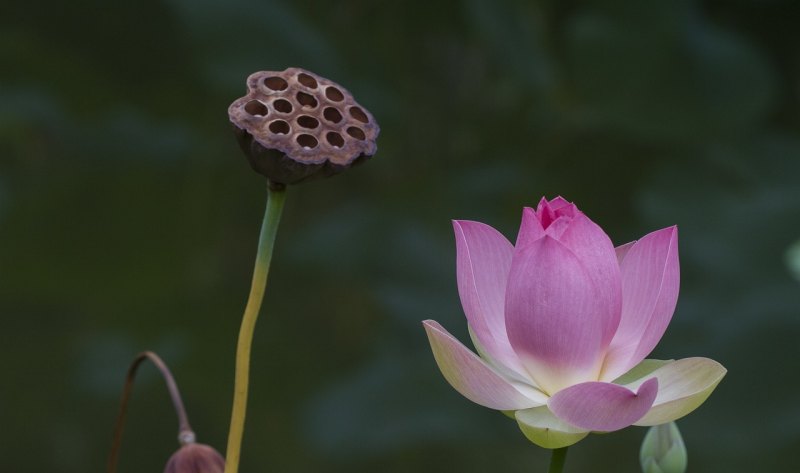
[
  {"x1": 548, "y1": 447, "x2": 568, "y2": 473},
  {"x1": 107, "y1": 351, "x2": 193, "y2": 473},
  {"x1": 224, "y1": 183, "x2": 287, "y2": 473}
]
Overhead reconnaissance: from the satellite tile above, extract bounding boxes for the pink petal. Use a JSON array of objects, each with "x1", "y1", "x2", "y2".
[
  {"x1": 423, "y1": 320, "x2": 546, "y2": 410},
  {"x1": 549, "y1": 378, "x2": 659, "y2": 431},
  {"x1": 516, "y1": 198, "x2": 581, "y2": 248},
  {"x1": 615, "y1": 241, "x2": 636, "y2": 265},
  {"x1": 453, "y1": 220, "x2": 527, "y2": 378},
  {"x1": 535, "y1": 197, "x2": 558, "y2": 228},
  {"x1": 535, "y1": 197, "x2": 578, "y2": 225},
  {"x1": 555, "y1": 213, "x2": 622, "y2": 346},
  {"x1": 545, "y1": 196, "x2": 573, "y2": 212},
  {"x1": 602, "y1": 227, "x2": 680, "y2": 381},
  {"x1": 505, "y1": 236, "x2": 610, "y2": 394},
  {"x1": 468, "y1": 325, "x2": 533, "y2": 385},
  {"x1": 515, "y1": 207, "x2": 546, "y2": 248}
]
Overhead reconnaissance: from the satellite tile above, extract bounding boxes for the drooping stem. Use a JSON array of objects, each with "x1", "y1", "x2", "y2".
[
  {"x1": 224, "y1": 182, "x2": 287, "y2": 473},
  {"x1": 548, "y1": 447, "x2": 568, "y2": 473},
  {"x1": 107, "y1": 351, "x2": 194, "y2": 473}
]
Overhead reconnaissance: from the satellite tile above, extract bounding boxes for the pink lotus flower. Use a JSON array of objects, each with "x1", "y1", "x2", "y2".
[{"x1": 423, "y1": 197, "x2": 726, "y2": 448}]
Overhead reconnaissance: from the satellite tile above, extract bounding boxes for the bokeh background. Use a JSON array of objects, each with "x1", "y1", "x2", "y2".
[{"x1": 2, "y1": 0, "x2": 799, "y2": 471}]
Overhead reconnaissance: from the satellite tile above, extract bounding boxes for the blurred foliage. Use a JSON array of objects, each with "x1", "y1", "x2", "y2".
[
  {"x1": 787, "y1": 239, "x2": 800, "y2": 283},
  {"x1": 1, "y1": 0, "x2": 799, "y2": 472}
]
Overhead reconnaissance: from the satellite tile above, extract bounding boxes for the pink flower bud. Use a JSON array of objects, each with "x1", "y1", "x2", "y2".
[{"x1": 164, "y1": 443, "x2": 225, "y2": 473}]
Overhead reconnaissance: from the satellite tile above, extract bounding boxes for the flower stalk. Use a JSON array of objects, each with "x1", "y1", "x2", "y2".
[
  {"x1": 107, "y1": 351, "x2": 195, "y2": 473},
  {"x1": 224, "y1": 182, "x2": 287, "y2": 473},
  {"x1": 548, "y1": 447, "x2": 568, "y2": 473}
]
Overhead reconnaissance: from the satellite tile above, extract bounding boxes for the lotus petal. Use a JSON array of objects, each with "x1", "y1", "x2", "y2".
[
  {"x1": 423, "y1": 320, "x2": 546, "y2": 410},
  {"x1": 535, "y1": 196, "x2": 578, "y2": 228},
  {"x1": 543, "y1": 196, "x2": 573, "y2": 212},
  {"x1": 468, "y1": 325, "x2": 533, "y2": 385},
  {"x1": 515, "y1": 405, "x2": 589, "y2": 449},
  {"x1": 622, "y1": 357, "x2": 727, "y2": 426},
  {"x1": 515, "y1": 207, "x2": 546, "y2": 248},
  {"x1": 615, "y1": 241, "x2": 636, "y2": 265},
  {"x1": 612, "y1": 358, "x2": 672, "y2": 385},
  {"x1": 555, "y1": 212, "x2": 622, "y2": 345},
  {"x1": 549, "y1": 378, "x2": 658, "y2": 431},
  {"x1": 453, "y1": 220, "x2": 528, "y2": 378},
  {"x1": 603, "y1": 227, "x2": 680, "y2": 381},
  {"x1": 505, "y1": 237, "x2": 610, "y2": 393},
  {"x1": 516, "y1": 197, "x2": 580, "y2": 248}
]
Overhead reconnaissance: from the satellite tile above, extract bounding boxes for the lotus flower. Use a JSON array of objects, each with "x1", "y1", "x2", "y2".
[{"x1": 423, "y1": 197, "x2": 726, "y2": 448}]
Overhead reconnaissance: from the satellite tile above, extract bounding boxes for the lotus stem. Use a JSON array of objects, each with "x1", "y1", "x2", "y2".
[
  {"x1": 224, "y1": 182, "x2": 287, "y2": 473},
  {"x1": 548, "y1": 447, "x2": 568, "y2": 473},
  {"x1": 107, "y1": 351, "x2": 194, "y2": 473}
]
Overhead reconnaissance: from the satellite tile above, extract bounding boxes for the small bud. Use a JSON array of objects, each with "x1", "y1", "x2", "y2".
[
  {"x1": 229, "y1": 67, "x2": 379, "y2": 185},
  {"x1": 164, "y1": 443, "x2": 225, "y2": 473},
  {"x1": 640, "y1": 422, "x2": 688, "y2": 473}
]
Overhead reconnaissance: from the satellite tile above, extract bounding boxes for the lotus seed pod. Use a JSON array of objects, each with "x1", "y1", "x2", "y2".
[
  {"x1": 163, "y1": 443, "x2": 225, "y2": 473},
  {"x1": 229, "y1": 67, "x2": 380, "y2": 185}
]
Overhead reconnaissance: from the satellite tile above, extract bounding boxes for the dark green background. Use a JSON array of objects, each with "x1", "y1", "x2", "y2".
[{"x1": 2, "y1": 0, "x2": 799, "y2": 471}]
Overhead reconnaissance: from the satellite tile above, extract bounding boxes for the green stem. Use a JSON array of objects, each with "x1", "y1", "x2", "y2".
[
  {"x1": 224, "y1": 183, "x2": 287, "y2": 473},
  {"x1": 548, "y1": 447, "x2": 568, "y2": 473}
]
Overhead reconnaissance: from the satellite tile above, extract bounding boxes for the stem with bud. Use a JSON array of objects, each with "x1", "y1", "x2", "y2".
[{"x1": 107, "y1": 351, "x2": 194, "y2": 473}]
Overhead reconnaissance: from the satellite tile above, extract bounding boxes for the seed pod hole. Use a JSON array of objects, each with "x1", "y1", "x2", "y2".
[
  {"x1": 326, "y1": 131, "x2": 345, "y2": 148},
  {"x1": 273, "y1": 99, "x2": 293, "y2": 113},
  {"x1": 264, "y1": 76, "x2": 288, "y2": 91},
  {"x1": 325, "y1": 86, "x2": 344, "y2": 102},
  {"x1": 297, "y1": 115, "x2": 320, "y2": 129},
  {"x1": 296, "y1": 134, "x2": 318, "y2": 149},
  {"x1": 323, "y1": 107, "x2": 342, "y2": 123},
  {"x1": 269, "y1": 120, "x2": 290, "y2": 135},
  {"x1": 297, "y1": 73, "x2": 318, "y2": 89},
  {"x1": 349, "y1": 106, "x2": 368, "y2": 123},
  {"x1": 296, "y1": 92, "x2": 318, "y2": 108},
  {"x1": 346, "y1": 126, "x2": 366, "y2": 140},
  {"x1": 244, "y1": 100, "x2": 268, "y2": 117}
]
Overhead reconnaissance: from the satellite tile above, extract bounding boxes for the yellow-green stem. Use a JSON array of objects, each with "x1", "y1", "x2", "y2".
[
  {"x1": 548, "y1": 447, "x2": 568, "y2": 473},
  {"x1": 224, "y1": 184, "x2": 286, "y2": 473}
]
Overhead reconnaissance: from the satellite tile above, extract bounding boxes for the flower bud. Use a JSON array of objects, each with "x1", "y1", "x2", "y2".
[
  {"x1": 640, "y1": 422, "x2": 688, "y2": 473},
  {"x1": 164, "y1": 443, "x2": 225, "y2": 473},
  {"x1": 229, "y1": 67, "x2": 379, "y2": 185}
]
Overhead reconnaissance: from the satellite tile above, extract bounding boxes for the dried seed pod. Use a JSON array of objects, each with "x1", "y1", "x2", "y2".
[
  {"x1": 229, "y1": 67, "x2": 380, "y2": 185},
  {"x1": 164, "y1": 443, "x2": 225, "y2": 473}
]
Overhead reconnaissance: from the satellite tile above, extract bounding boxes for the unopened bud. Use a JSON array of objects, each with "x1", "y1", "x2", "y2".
[
  {"x1": 640, "y1": 422, "x2": 688, "y2": 473},
  {"x1": 164, "y1": 443, "x2": 225, "y2": 473},
  {"x1": 229, "y1": 67, "x2": 379, "y2": 185}
]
